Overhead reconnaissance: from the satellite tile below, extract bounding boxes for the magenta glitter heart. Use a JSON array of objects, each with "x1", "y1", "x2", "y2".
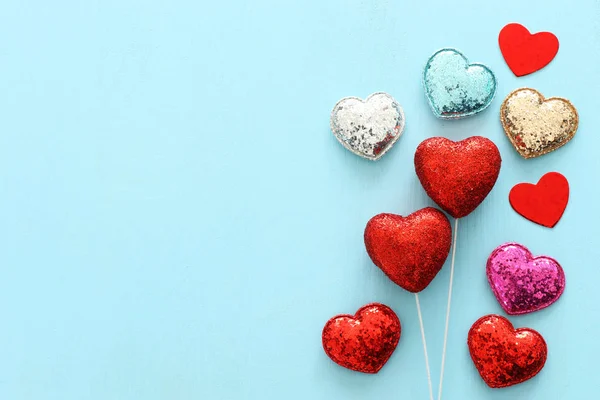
[{"x1": 486, "y1": 243, "x2": 565, "y2": 315}]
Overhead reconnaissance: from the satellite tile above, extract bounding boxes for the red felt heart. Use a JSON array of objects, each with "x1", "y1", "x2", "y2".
[
  {"x1": 364, "y1": 208, "x2": 452, "y2": 293},
  {"x1": 499, "y1": 23, "x2": 559, "y2": 77},
  {"x1": 468, "y1": 314, "x2": 547, "y2": 388},
  {"x1": 509, "y1": 172, "x2": 569, "y2": 228},
  {"x1": 414, "y1": 137, "x2": 501, "y2": 218},
  {"x1": 322, "y1": 303, "x2": 401, "y2": 373}
]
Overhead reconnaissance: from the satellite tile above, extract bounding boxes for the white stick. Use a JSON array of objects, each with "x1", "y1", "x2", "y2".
[
  {"x1": 415, "y1": 293, "x2": 434, "y2": 400},
  {"x1": 438, "y1": 217, "x2": 459, "y2": 400}
]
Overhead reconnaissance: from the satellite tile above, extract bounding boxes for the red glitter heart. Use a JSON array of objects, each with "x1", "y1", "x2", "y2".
[
  {"x1": 468, "y1": 314, "x2": 547, "y2": 388},
  {"x1": 322, "y1": 303, "x2": 401, "y2": 373},
  {"x1": 364, "y1": 208, "x2": 452, "y2": 293},
  {"x1": 414, "y1": 136, "x2": 501, "y2": 218},
  {"x1": 509, "y1": 172, "x2": 569, "y2": 228},
  {"x1": 499, "y1": 23, "x2": 559, "y2": 77}
]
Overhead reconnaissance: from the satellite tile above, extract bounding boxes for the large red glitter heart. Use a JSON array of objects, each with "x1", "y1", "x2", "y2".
[
  {"x1": 509, "y1": 172, "x2": 569, "y2": 228},
  {"x1": 414, "y1": 136, "x2": 501, "y2": 218},
  {"x1": 364, "y1": 208, "x2": 452, "y2": 292},
  {"x1": 499, "y1": 23, "x2": 559, "y2": 77},
  {"x1": 322, "y1": 303, "x2": 401, "y2": 373},
  {"x1": 468, "y1": 314, "x2": 547, "y2": 388}
]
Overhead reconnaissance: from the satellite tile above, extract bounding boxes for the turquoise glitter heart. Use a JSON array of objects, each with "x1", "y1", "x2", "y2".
[{"x1": 423, "y1": 48, "x2": 497, "y2": 119}]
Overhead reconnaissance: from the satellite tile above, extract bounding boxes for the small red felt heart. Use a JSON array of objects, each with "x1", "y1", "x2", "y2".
[
  {"x1": 509, "y1": 172, "x2": 569, "y2": 228},
  {"x1": 499, "y1": 23, "x2": 559, "y2": 77},
  {"x1": 414, "y1": 137, "x2": 501, "y2": 218},
  {"x1": 322, "y1": 303, "x2": 401, "y2": 373},
  {"x1": 468, "y1": 314, "x2": 547, "y2": 388},
  {"x1": 364, "y1": 208, "x2": 452, "y2": 293}
]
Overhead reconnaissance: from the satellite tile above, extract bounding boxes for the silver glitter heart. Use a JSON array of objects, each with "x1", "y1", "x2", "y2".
[{"x1": 330, "y1": 92, "x2": 405, "y2": 160}]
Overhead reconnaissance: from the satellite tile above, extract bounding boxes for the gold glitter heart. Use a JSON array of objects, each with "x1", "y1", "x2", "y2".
[{"x1": 500, "y1": 88, "x2": 578, "y2": 159}]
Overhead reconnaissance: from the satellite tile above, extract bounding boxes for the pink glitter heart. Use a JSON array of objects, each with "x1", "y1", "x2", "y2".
[{"x1": 486, "y1": 243, "x2": 565, "y2": 315}]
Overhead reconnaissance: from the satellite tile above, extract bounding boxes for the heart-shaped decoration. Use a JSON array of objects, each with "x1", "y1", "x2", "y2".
[
  {"x1": 509, "y1": 172, "x2": 569, "y2": 228},
  {"x1": 330, "y1": 92, "x2": 405, "y2": 160},
  {"x1": 468, "y1": 314, "x2": 547, "y2": 388},
  {"x1": 322, "y1": 303, "x2": 401, "y2": 373},
  {"x1": 364, "y1": 208, "x2": 452, "y2": 293},
  {"x1": 487, "y1": 243, "x2": 565, "y2": 315},
  {"x1": 499, "y1": 23, "x2": 559, "y2": 77},
  {"x1": 423, "y1": 48, "x2": 497, "y2": 119},
  {"x1": 501, "y1": 88, "x2": 579, "y2": 158},
  {"x1": 414, "y1": 137, "x2": 501, "y2": 218}
]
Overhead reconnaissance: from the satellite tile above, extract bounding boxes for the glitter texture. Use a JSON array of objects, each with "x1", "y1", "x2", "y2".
[
  {"x1": 487, "y1": 243, "x2": 565, "y2": 315},
  {"x1": 468, "y1": 314, "x2": 548, "y2": 388},
  {"x1": 423, "y1": 48, "x2": 497, "y2": 119},
  {"x1": 364, "y1": 208, "x2": 452, "y2": 293},
  {"x1": 322, "y1": 303, "x2": 401, "y2": 374},
  {"x1": 414, "y1": 136, "x2": 501, "y2": 218},
  {"x1": 509, "y1": 172, "x2": 569, "y2": 228},
  {"x1": 501, "y1": 88, "x2": 578, "y2": 158},
  {"x1": 330, "y1": 92, "x2": 405, "y2": 160}
]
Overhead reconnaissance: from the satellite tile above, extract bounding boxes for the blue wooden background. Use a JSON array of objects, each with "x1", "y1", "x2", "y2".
[{"x1": 0, "y1": 0, "x2": 597, "y2": 398}]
